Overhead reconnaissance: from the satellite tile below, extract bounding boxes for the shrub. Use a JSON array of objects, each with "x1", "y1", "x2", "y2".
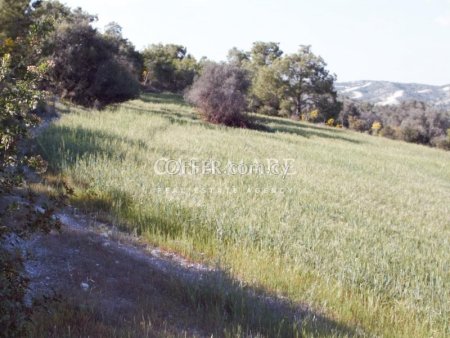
[
  {"x1": 91, "y1": 59, "x2": 140, "y2": 104},
  {"x1": 348, "y1": 116, "x2": 369, "y2": 132},
  {"x1": 48, "y1": 22, "x2": 140, "y2": 106},
  {"x1": 339, "y1": 98, "x2": 450, "y2": 149},
  {"x1": 379, "y1": 125, "x2": 397, "y2": 139},
  {"x1": 0, "y1": 246, "x2": 30, "y2": 336},
  {"x1": 371, "y1": 121, "x2": 382, "y2": 135},
  {"x1": 259, "y1": 105, "x2": 280, "y2": 116},
  {"x1": 326, "y1": 118, "x2": 335, "y2": 127},
  {"x1": 398, "y1": 123, "x2": 427, "y2": 143},
  {"x1": 309, "y1": 109, "x2": 320, "y2": 122},
  {"x1": 185, "y1": 63, "x2": 250, "y2": 127},
  {"x1": 0, "y1": 36, "x2": 60, "y2": 337},
  {"x1": 430, "y1": 135, "x2": 450, "y2": 150},
  {"x1": 279, "y1": 100, "x2": 294, "y2": 117}
]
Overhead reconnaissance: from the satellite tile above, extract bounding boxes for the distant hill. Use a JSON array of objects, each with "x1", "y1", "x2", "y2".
[{"x1": 336, "y1": 81, "x2": 450, "y2": 109}]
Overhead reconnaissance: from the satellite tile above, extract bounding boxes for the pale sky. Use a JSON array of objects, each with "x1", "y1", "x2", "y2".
[{"x1": 61, "y1": 0, "x2": 450, "y2": 85}]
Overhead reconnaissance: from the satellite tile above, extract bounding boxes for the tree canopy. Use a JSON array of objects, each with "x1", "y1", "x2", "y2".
[
  {"x1": 246, "y1": 44, "x2": 338, "y2": 120},
  {"x1": 142, "y1": 44, "x2": 199, "y2": 92}
]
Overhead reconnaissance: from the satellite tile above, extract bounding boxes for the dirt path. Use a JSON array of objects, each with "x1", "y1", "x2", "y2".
[
  {"x1": 16, "y1": 108, "x2": 228, "y2": 336},
  {"x1": 22, "y1": 205, "x2": 360, "y2": 337},
  {"x1": 24, "y1": 206, "x2": 219, "y2": 337}
]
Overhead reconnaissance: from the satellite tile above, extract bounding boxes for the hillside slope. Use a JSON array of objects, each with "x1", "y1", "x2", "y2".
[
  {"x1": 36, "y1": 94, "x2": 450, "y2": 337},
  {"x1": 336, "y1": 80, "x2": 450, "y2": 108}
]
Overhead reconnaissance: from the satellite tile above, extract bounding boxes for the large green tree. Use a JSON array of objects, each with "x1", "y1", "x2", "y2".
[
  {"x1": 48, "y1": 21, "x2": 140, "y2": 106},
  {"x1": 0, "y1": 0, "x2": 38, "y2": 40},
  {"x1": 245, "y1": 42, "x2": 284, "y2": 114},
  {"x1": 142, "y1": 44, "x2": 198, "y2": 92},
  {"x1": 227, "y1": 47, "x2": 249, "y2": 67},
  {"x1": 275, "y1": 46, "x2": 337, "y2": 119},
  {"x1": 37, "y1": 3, "x2": 141, "y2": 106},
  {"x1": 249, "y1": 65, "x2": 283, "y2": 115},
  {"x1": 250, "y1": 41, "x2": 283, "y2": 67},
  {"x1": 250, "y1": 45, "x2": 338, "y2": 120}
]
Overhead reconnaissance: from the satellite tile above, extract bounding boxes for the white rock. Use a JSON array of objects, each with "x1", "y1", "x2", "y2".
[{"x1": 35, "y1": 206, "x2": 46, "y2": 214}]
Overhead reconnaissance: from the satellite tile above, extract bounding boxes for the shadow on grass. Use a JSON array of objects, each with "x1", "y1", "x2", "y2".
[
  {"x1": 56, "y1": 186, "x2": 360, "y2": 337},
  {"x1": 34, "y1": 98, "x2": 363, "y2": 336},
  {"x1": 133, "y1": 94, "x2": 363, "y2": 145},
  {"x1": 71, "y1": 187, "x2": 202, "y2": 241},
  {"x1": 139, "y1": 92, "x2": 190, "y2": 107},
  {"x1": 120, "y1": 101, "x2": 201, "y2": 127},
  {"x1": 251, "y1": 116, "x2": 363, "y2": 144},
  {"x1": 29, "y1": 204, "x2": 360, "y2": 337}
]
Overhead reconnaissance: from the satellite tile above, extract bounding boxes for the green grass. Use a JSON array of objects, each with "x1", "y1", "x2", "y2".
[{"x1": 37, "y1": 93, "x2": 450, "y2": 337}]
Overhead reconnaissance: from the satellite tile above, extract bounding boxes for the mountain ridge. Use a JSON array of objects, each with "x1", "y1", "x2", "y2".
[{"x1": 336, "y1": 80, "x2": 450, "y2": 109}]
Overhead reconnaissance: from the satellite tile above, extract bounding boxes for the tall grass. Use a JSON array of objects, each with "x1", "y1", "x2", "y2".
[{"x1": 37, "y1": 94, "x2": 450, "y2": 337}]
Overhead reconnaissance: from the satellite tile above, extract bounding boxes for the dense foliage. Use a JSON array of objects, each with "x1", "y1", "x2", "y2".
[
  {"x1": 48, "y1": 22, "x2": 140, "y2": 106},
  {"x1": 230, "y1": 42, "x2": 340, "y2": 121},
  {"x1": 185, "y1": 41, "x2": 449, "y2": 151},
  {"x1": 185, "y1": 63, "x2": 250, "y2": 127},
  {"x1": 0, "y1": 1, "x2": 60, "y2": 335},
  {"x1": 339, "y1": 98, "x2": 450, "y2": 149},
  {"x1": 142, "y1": 44, "x2": 199, "y2": 93},
  {"x1": 39, "y1": 5, "x2": 141, "y2": 106},
  {"x1": 186, "y1": 43, "x2": 339, "y2": 128}
]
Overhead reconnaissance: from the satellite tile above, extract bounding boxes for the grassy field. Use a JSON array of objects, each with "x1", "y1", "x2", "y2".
[{"x1": 37, "y1": 93, "x2": 450, "y2": 337}]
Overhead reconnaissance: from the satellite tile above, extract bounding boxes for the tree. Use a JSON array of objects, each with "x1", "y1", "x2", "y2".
[
  {"x1": 91, "y1": 58, "x2": 140, "y2": 104},
  {"x1": 250, "y1": 41, "x2": 283, "y2": 67},
  {"x1": 249, "y1": 65, "x2": 283, "y2": 115},
  {"x1": 102, "y1": 22, "x2": 143, "y2": 80},
  {"x1": 185, "y1": 63, "x2": 250, "y2": 127},
  {"x1": 0, "y1": 0, "x2": 40, "y2": 40},
  {"x1": 337, "y1": 97, "x2": 450, "y2": 148},
  {"x1": 249, "y1": 45, "x2": 338, "y2": 120},
  {"x1": 48, "y1": 20, "x2": 140, "y2": 106},
  {"x1": 338, "y1": 99, "x2": 361, "y2": 128},
  {"x1": 246, "y1": 42, "x2": 283, "y2": 115},
  {"x1": 104, "y1": 21, "x2": 122, "y2": 39},
  {"x1": 142, "y1": 44, "x2": 198, "y2": 92},
  {"x1": 274, "y1": 46, "x2": 337, "y2": 119},
  {"x1": 227, "y1": 47, "x2": 249, "y2": 67}
]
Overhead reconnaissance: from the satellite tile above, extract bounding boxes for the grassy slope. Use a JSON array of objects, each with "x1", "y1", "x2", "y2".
[{"x1": 37, "y1": 93, "x2": 450, "y2": 337}]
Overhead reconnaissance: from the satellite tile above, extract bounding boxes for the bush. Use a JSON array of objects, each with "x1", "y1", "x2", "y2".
[
  {"x1": 185, "y1": 63, "x2": 250, "y2": 127},
  {"x1": 431, "y1": 135, "x2": 450, "y2": 150},
  {"x1": 92, "y1": 59, "x2": 140, "y2": 104},
  {"x1": 398, "y1": 123, "x2": 427, "y2": 143},
  {"x1": 326, "y1": 118, "x2": 335, "y2": 127},
  {"x1": 0, "y1": 31, "x2": 60, "y2": 337},
  {"x1": 371, "y1": 121, "x2": 382, "y2": 135},
  {"x1": 348, "y1": 116, "x2": 369, "y2": 132},
  {"x1": 48, "y1": 22, "x2": 140, "y2": 106},
  {"x1": 339, "y1": 98, "x2": 450, "y2": 149},
  {"x1": 379, "y1": 125, "x2": 397, "y2": 139},
  {"x1": 259, "y1": 105, "x2": 280, "y2": 116}
]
